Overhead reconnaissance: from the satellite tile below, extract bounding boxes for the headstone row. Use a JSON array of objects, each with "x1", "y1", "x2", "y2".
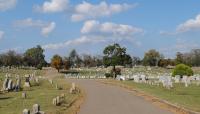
[{"x1": 23, "y1": 104, "x2": 45, "y2": 114}]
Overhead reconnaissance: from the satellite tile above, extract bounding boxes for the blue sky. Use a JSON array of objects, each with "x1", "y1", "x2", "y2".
[{"x1": 0, "y1": 0, "x2": 200, "y2": 61}]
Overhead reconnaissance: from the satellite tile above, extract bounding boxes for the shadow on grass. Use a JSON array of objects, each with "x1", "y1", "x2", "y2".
[{"x1": 0, "y1": 97, "x2": 12, "y2": 100}]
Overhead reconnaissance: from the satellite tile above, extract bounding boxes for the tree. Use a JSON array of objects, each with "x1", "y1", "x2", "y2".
[
  {"x1": 95, "y1": 55, "x2": 103, "y2": 67},
  {"x1": 172, "y1": 64, "x2": 193, "y2": 77},
  {"x1": 82, "y1": 54, "x2": 93, "y2": 67},
  {"x1": 143, "y1": 49, "x2": 162, "y2": 66},
  {"x1": 0, "y1": 50, "x2": 24, "y2": 68},
  {"x1": 132, "y1": 56, "x2": 141, "y2": 66},
  {"x1": 51, "y1": 55, "x2": 63, "y2": 72},
  {"x1": 158, "y1": 59, "x2": 175, "y2": 67},
  {"x1": 103, "y1": 43, "x2": 131, "y2": 78},
  {"x1": 123, "y1": 54, "x2": 132, "y2": 67},
  {"x1": 175, "y1": 52, "x2": 184, "y2": 65},
  {"x1": 63, "y1": 57, "x2": 71, "y2": 70},
  {"x1": 24, "y1": 45, "x2": 46, "y2": 69},
  {"x1": 191, "y1": 49, "x2": 200, "y2": 66},
  {"x1": 68, "y1": 49, "x2": 82, "y2": 68}
]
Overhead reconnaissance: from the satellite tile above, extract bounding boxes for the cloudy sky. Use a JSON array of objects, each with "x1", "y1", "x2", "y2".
[{"x1": 0, "y1": 0, "x2": 200, "y2": 61}]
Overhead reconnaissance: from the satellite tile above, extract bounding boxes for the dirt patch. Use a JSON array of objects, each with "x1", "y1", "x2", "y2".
[{"x1": 67, "y1": 88, "x2": 86, "y2": 114}]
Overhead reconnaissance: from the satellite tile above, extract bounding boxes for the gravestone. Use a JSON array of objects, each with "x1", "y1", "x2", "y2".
[
  {"x1": 35, "y1": 77, "x2": 39, "y2": 84},
  {"x1": 70, "y1": 82, "x2": 77, "y2": 94},
  {"x1": 60, "y1": 93, "x2": 65, "y2": 98},
  {"x1": 55, "y1": 84, "x2": 58, "y2": 89},
  {"x1": 23, "y1": 109, "x2": 30, "y2": 114},
  {"x1": 52, "y1": 98, "x2": 57, "y2": 106},
  {"x1": 22, "y1": 92, "x2": 26, "y2": 99},
  {"x1": 56, "y1": 96, "x2": 60, "y2": 105},
  {"x1": 49, "y1": 79, "x2": 53, "y2": 85},
  {"x1": 160, "y1": 76, "x2": 173, "y2": 89},
  {"x1": 196, "y1": 76, "x2": 200, "y2": 86},
  {"x1": 33, "y1": 104, "x2": 40, "y2": 114},
  {"x1": 7, "y1": 79, "x2": 13, "y2": 91},
  {"x1": 24, "y1": 75, "x2": 31, "y2": 87},
  {"x1": 2, "y1": 78, "x2": 9, "y2": 91},
  {"x1": 141, "y1": 74, "x2": 147, "y2": 83},
  {"x1": 116, "y1": 75, "x2": 125, "y2": 81},
  {"x1": 52, "y1": 96, "x2": 61, "y2": 106},
  {"x1": 182, "y1": 76, "x2": 190, "y2": 87},
  {"x1": 175, "y1": 75, "x2": 180, "y2": 83},
  {"x1": 15, "y1": 76, "x2": 21, "y2": 92},
  {"x1": 133, "y1": 75, "x2": 140, "y2": 83}
]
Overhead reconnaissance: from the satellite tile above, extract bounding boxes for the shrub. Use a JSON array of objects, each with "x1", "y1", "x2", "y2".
[
  {"x1": 36, "y1": 63, "x2": 43, "y2": 70},
  {"x1": 105, "y1": 73, "x2": 113, "y2": 78},
  {"x1": 172, "y1": 64, "x2": 193, "y2": 77}
]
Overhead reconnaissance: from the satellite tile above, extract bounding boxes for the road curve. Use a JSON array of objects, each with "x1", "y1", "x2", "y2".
[{"x1": 68, "y1": 79, "x2": 173, "y2": 114}]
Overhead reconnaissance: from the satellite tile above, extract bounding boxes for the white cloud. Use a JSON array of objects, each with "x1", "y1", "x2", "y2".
[
  {"x1": 0, "y1": 31, "x2": 4, "y2": 40},
  {"x1": 177, "y1": 14, "x2": 200, "y2": 33},
  {"x1": 14, "y1": 18, "x2": 56, "y2": 37},
  {"x1": 14, "y1": 18, "x2": 44, "y2": 27},
  {"x1": 0, "y1": 0, "x2": 17, "y2": 11},
  {"x1": 41, "y1": 22, "x2": 56, "y2": 37},
  {"x1": 160, "y1": 14, "x2": 200, "y2": 35},
  {"x1": 34, "y1": 0, "x2": 69, "y2": 13},
  {"x1": 42, "y1": 36, "x2": 106, "y2": 49},
  {"x1": 71, "y1": 1, "x2": 135, "y2": 22},
  {"x1": 81, "y1": 20, "x2": 143, "y2": 38}
]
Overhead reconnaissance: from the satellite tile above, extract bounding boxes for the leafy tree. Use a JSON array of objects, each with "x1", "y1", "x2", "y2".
[
  {"x1": 24, "y1": 45, "x2": 46, "y2": 69},
  {"x1": 82, "y1": 54, "x2": 93, "y2": 67},
  {"x1": 123, "y1": 54, "x2": 132, "y2": 67},
  {"x1": 63, "y1": 57, "x2": 71, "y2": 70},
  {"x1": 95, "y1": 56, "x2": 103, "y2": 67},
  {"x1": 0, "y1": 50, "x2": 23, "y2": 68},
  {"x1": 143, "y1": 49, "x2": 162, "y2": 66},
  {"x1": 158, "y1": 59, "x2": 175, "y2": 67},
  {"x1": 175, "y1": 52, "x2": 184, "y2": 65},
  {"x1": 191, "y1": 49, "x2": 200, "y2": 66},
  {"x1": 51, "y1": 54, "x2": 63, "y2": 72},
  {"x1": 103, "y1": 43, "x2": 131, "y2": 78},
  {"x1": 172, "y1": 64, "x2": 193, "y2": 77},
  {"x1": 68, "y1": 49, "x2": 82, "y2": 68}
]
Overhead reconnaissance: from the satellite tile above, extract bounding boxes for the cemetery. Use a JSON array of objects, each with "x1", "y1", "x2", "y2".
[
  {"x1": 1, "y1": 1, "x2": 200, "y2": 113},
  {"x1": 0, "y1": 68, "x2": 82, "y2": 114},
  {"x1": 61, "y1": 64, "x2": 200, "y2": 113}
]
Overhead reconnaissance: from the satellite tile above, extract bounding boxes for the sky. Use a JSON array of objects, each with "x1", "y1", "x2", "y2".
[{"x1": 0, "y1": 0, "x2": 200, "y2": 61}]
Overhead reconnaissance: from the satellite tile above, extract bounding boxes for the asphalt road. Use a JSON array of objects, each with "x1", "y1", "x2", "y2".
[{"x1": 68, "y1": 79, "x2": 173, "y2": 114}]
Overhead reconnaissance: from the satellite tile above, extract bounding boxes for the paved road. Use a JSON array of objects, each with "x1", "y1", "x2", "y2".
[{"x1": 68, "y1": 79, "x2": 173, "y2": 114}]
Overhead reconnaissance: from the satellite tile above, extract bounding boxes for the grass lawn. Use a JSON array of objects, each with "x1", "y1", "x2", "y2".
[
  {"x1": 0, "y1": 69, "x2": 82, "y2": 114},
  {"x1": 104, "y1": 80, "x2": 200, "y2": 112}
]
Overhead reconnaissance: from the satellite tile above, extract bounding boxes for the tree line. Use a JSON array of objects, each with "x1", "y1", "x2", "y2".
[
  {"x1": 0, "y1": 45, "x2": 47, "y2": 69},
  {"x1": 0, "y1": 44, "x2": 200, "y2": 70}
]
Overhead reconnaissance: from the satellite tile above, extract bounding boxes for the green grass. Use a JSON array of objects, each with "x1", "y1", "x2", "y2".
[
  {"x1": 112, "y1": 80, "x2": 200, "y2": 112},
  {"x1": 0, "y1": 69, "x2": 81, "y2": 114}
]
